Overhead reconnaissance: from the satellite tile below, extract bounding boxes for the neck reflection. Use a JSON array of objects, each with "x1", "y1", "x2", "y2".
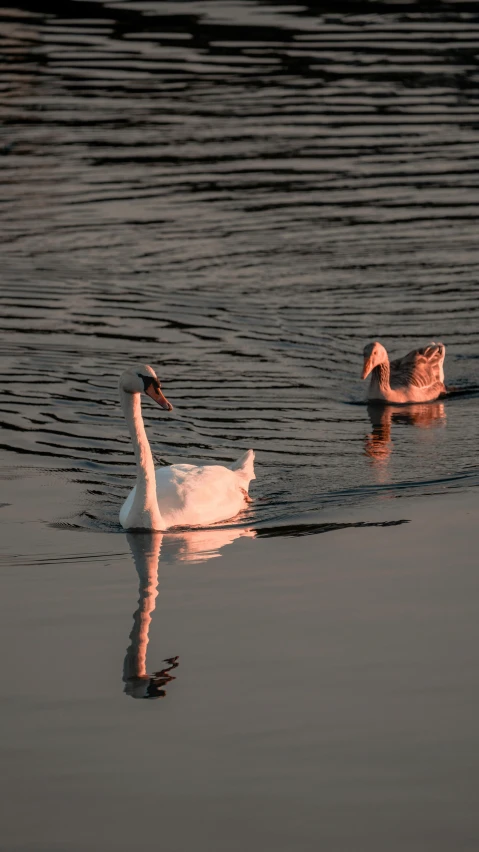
[
  {"x1": 123, "y1": 526, "x2": 254, "y2": 699},
  {"x1": 123, "y1": 532, "x2": 177, "y2": 699}
]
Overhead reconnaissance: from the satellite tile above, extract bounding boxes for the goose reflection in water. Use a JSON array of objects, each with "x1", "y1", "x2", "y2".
[
  {"x1": 364, "y1": 401, "x2": 446, "y2": 469},
  {"x1": 123, "y1": 527, "x2": 254, "y2": 699}
]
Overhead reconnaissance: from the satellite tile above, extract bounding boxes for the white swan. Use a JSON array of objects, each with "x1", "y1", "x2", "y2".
[{"x1": 118, "y1": 364, "x2": 255, "y2": 531}]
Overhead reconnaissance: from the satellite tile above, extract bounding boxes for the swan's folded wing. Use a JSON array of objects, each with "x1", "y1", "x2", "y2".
[
  {"x1": 154, "y1": 464, "x2": 197, "y2": 518},
  {"x1": 390, "y1": 343, "x2": 445, "y2": 390},
  {"x1": 156, "y1": 463, "x2": 249, "y2": 528}
]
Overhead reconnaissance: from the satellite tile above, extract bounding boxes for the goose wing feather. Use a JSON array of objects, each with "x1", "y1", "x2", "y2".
[{"x1": 390, "y1": 343, "x2": 446, "y2": 391}]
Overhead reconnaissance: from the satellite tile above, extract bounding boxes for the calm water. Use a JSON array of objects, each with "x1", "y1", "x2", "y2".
[{"x1": 1, "y1": 2, "x2": 479, "y2": 849}]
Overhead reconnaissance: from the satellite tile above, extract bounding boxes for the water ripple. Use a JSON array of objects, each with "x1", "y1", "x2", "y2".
[{"x1": 1, "y1": 1, "x2": 478, "y2": 532}]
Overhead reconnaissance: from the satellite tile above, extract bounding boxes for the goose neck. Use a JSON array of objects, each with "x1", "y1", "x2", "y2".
[{"x1": 374, "y1": 359, "x2": 391, "y2": 392}]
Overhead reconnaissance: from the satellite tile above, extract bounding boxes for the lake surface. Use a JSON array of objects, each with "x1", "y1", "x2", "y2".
[{"x1": 1, "y1": 2, "x2": 479, "y2": 849}]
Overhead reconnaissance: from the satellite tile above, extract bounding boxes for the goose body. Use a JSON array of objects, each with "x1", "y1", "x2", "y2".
[
  {"x1": 119, "y1": 364, "x2": 255, "y2": 531},
  {"x1": 362, "y1": 341, "x2": 446, "y2": 404}
]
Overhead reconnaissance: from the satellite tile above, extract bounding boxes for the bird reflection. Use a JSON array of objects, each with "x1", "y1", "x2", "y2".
[
  {"x1": 123, "y1": 526, "x2": 254, "y2": 699},
  {"x1": 364, "y1": 401, "x2": 446, "y2": 469},
  {"x1": 123, "y1": 532, "x2": 173, "y2": 699}
]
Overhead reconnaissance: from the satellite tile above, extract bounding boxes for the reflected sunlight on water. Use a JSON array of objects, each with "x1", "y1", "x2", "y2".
[
  {"x1": 0, "y1": 0, "x2": 478, "y2": 534},
  {"x1": 2, "y1": 6, "x2": 479, "y2": 850}
]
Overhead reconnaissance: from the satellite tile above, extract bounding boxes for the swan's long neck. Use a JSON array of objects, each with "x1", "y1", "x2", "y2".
[
  {"x1": 373, "y1": 358, "x2": 391, "y2": 393},
  {"x1": 120, "y1": 388, "x2": 164, "y2": 530}
]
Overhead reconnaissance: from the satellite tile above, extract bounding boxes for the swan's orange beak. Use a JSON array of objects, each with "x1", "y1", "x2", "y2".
[
  {"x1": 146, "y1": 383, "x2": 173, "y2": 411},
  {"x1": 361, "y1": 357, "x2": 373, "y2": 380}
]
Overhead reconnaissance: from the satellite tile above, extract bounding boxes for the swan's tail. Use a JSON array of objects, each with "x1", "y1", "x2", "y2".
[{"x1": 230, "y1": 449, "x2": 255, "y2": 488}]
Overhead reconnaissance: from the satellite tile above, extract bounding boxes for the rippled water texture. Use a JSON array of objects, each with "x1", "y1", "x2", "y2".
[
  {"x1": 2, "y1": 4, "x2": 479, "y2": 851},
  {"x1": 1, "y1": 0, "x2": 479, "y2": 535}
]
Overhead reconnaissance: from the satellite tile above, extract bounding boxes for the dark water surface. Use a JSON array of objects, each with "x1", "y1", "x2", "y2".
[{"x1": 1, "y1": 2, "x2": 479, "y2": 849}]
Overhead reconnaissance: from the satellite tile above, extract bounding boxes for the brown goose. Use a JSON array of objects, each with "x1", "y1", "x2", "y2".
[{"x1": 361, "y1": 341, "x2": 446, "y2": 403}]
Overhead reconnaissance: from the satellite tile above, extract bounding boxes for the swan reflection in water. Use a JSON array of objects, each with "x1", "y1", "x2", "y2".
[
  {"x1": 364, "y1": 401, "x2": 446, "y2": 469},
  {"x1": 123, "y1": 526, "x2": 254, "y2": 699}
]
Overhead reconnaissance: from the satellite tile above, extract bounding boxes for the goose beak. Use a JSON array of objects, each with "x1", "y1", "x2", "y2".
[
  {"x1": 361, "y1": 358, "x2": 373, "y2": 380},
  {"x1": 146, "y1": 384, "x2": 173, "y2": 411}
]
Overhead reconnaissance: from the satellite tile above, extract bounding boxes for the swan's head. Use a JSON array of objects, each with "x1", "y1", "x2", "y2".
[
  {"x1": 362, "y1": 341, "x2": 388, "y2": 380},
  {"x1": 119, "y1": 364, "x2": 173, "y2": 411}
]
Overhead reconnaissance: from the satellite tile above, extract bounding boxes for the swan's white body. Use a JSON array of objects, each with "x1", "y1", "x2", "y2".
[
  {"x1": 119, "y1": 365, "x2": 255, "y2": 531},
  {"x1": 120, "y1": 456, "x2": 254, "y2": 530}
]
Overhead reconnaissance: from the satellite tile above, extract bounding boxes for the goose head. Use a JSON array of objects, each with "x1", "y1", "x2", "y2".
[
  {"x1": 119, "y1": 364, "x2": 173, "y2": 411},
  {"x1": 361, "y1": 342, "x2": 388, "y2": 380}
]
